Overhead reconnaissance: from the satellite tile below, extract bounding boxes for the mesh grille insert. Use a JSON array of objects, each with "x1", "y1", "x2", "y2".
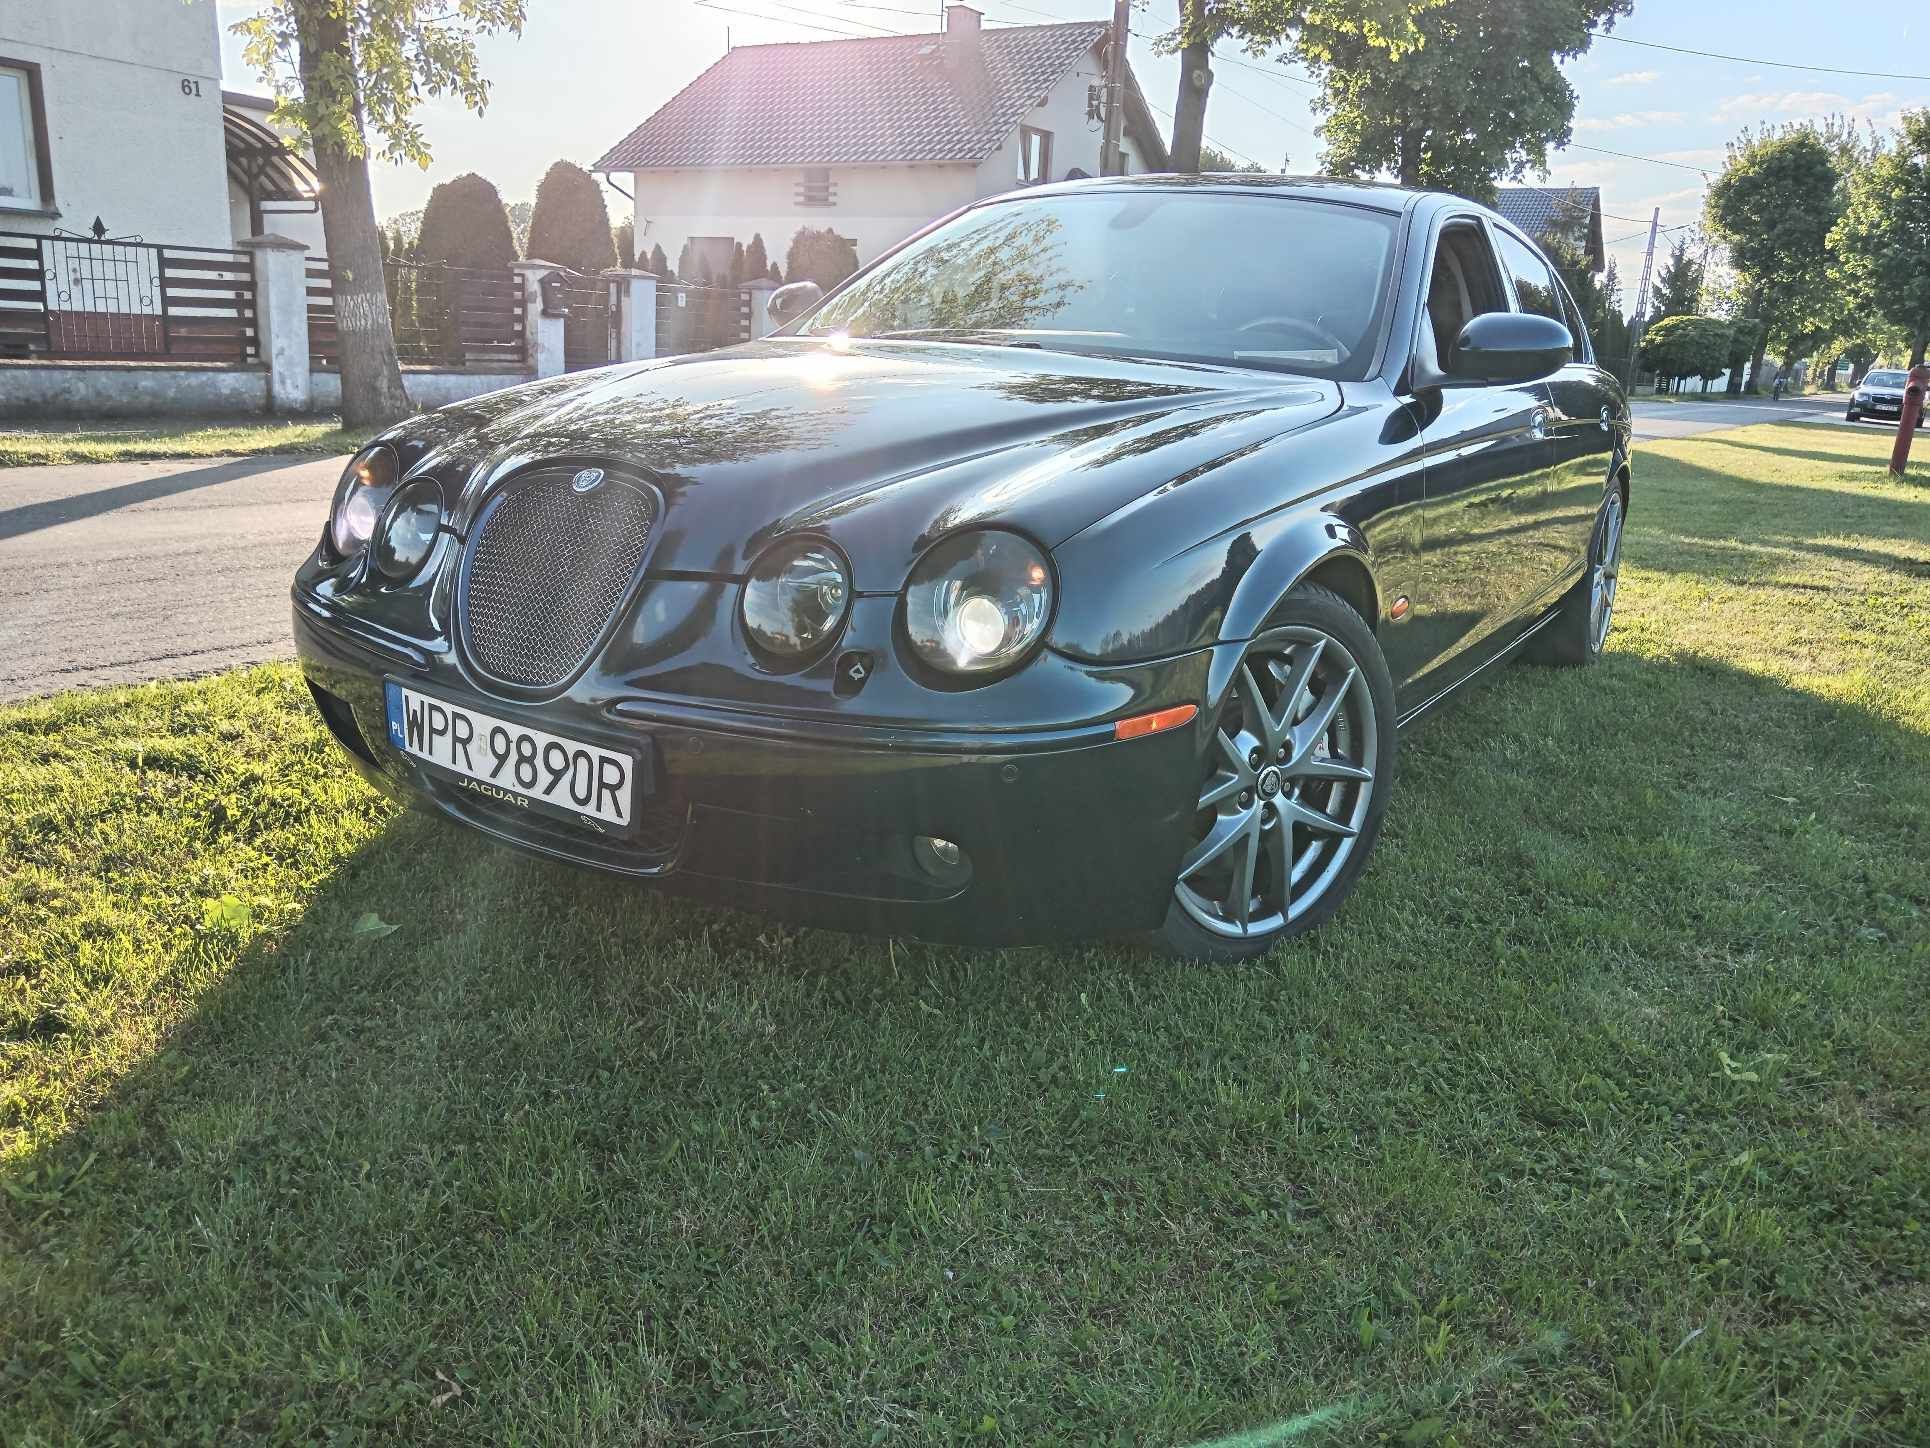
[{"x1": 460, "y1": 469, "x2": 657, "y2": 688}]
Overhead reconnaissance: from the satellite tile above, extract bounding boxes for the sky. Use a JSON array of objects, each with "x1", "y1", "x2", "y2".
[{"x1": 214, "y1": 0, "x2": 1928, "y2": 309}]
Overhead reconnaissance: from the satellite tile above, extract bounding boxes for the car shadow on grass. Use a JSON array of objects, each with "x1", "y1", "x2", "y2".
[{"x1": 3, "y1": 651, "x2": 1927, "y2": 1442}]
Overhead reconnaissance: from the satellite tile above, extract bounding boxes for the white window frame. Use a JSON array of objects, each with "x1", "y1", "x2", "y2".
[
  {"x1": 1018, "y1": 126, "x2": 1053, "y2": 185},
  {"x1": 0, "y1": 59, "x2": 50, "y2": 210}
]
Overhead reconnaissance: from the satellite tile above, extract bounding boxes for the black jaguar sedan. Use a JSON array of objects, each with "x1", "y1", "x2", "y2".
[{"x1": 294, "y1": 177, "x2": 1629, "y2": 960}]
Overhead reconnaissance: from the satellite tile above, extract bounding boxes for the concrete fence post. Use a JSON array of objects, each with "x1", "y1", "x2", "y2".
[
  {"x1": 746, "y1": 277, "x2": 777, "y2": 340},
  {"x1": 607, "y1": 268, "x2": 659, "y2": 361},
  {"x1": 512, "y1": 259, "x2": 566, "y2": 378},
  {"x1": 241, "y1": 234, "x2": 312, "y2": 414}
]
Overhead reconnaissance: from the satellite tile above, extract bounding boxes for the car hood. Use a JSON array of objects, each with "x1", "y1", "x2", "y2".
[{"x1": 413, "y1": 339, "x2": 1341, "y2": 589}]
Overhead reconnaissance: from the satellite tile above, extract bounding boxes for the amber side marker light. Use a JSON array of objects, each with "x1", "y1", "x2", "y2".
[{"x1": 1114, "y1": 703, "x2": 1199, "y2": 741}]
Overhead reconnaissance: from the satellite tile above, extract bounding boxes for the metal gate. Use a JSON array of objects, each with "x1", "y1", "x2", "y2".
[
  {"x1": 657, "y1": 282, "x2": 749, "y2": 356},
  {"x1": 558, "y1": 269, "x2": 617, "y2": 371}
]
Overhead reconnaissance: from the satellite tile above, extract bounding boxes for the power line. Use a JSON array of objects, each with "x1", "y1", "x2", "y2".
[
  {"x1": 1597, "y1": 32, "x2": 1930, "y2": 84},
  {"x1": 1211, "y1": 77, "x2": 1317, "y2": 136},
  {"x1": 693, "y1": 0, "x2": 876, "y2": 37},
  {"x1": 1564, "y1": 141, "x2": 1715, "y2": 175}
]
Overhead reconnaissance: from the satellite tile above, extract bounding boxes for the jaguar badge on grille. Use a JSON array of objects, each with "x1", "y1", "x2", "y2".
[{"x1": 570, "y1": 467, "x2": 606, "y2": 494}]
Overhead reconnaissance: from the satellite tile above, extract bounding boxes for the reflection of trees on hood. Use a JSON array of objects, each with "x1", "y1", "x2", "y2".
[
  {"x1": 491, "y1": 397, "x2": 833, "y2": 473},
  {"x1": 821, "y1": 213, "x2": 1086, "y2": 335}
]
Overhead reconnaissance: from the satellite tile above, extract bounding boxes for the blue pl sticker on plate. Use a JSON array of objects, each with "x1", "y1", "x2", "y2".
[{"x1": 383, "y1": 679, "x2": 406, "y2": 748}]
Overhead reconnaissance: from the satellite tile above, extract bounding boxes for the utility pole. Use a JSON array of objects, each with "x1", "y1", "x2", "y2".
[
  {"x1": 1099, "y1": 0, "x2": 1130, "y2": 176},
  {"x1": 1623, "y1": 207, "x2": 1661, "y2": 390}
]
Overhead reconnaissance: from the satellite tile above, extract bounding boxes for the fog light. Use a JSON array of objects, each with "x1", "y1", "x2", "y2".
[{"x1": 912, "y1": 834, "x2": 970, "y2": 885}]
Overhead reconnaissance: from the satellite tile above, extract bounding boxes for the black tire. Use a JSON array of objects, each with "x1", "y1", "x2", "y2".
[
  {"x1": 1156, "y1": 583, "x2": 1396, "y2": 962},
  {"x1": 1528, "y1": 485, "x2": 1625, "y2": 668},
  {"x1": 1846, "y1": 409, "x2": 1859, "y2": 422}
]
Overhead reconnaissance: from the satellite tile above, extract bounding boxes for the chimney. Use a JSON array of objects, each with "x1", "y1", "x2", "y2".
[{"x1": 945, "y1": 4, "x2": 982, "y2": 34}]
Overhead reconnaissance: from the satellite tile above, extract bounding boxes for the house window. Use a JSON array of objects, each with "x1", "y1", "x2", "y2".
[
  {"x1": 796, "y1": 167, "x2": 836, "y2": 207},
  {"x1": 0, "y1": 58, "x2": 52, "y2": 209},
  {"x1": 1018, "y1": 126, "x2": 1052, "y2": 184}
]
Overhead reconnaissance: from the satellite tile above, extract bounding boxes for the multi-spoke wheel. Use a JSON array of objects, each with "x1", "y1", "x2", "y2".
[
  {"x1": 1159, "y1": 584, "x2": 1395, "y2": 961},
  {"x1": 1588, "y1": 488, "x2": 1624, "y2": 652},
  {"x1": 1530, "y1": 484, "x2": 1627, "y2": 668}
]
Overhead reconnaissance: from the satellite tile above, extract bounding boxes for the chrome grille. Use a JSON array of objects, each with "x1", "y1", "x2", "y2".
[{"x1": 460, "y1": 467, "x2": 657, "y2": 689}]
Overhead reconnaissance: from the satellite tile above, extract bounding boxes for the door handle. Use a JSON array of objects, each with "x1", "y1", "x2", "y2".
[
  {"x1": 1530, "y1": 408, "x2": 1548, "y2": 440},
  {"x1": 1599, "y1": 405, "x2": 1612, "y2": 433}
]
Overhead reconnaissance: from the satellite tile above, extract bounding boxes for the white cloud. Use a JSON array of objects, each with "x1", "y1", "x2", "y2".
[
  {"x1": 1575, "y1": 111, "x2": 1687, "y2": 133},
  {"x1": 1712, "y1": 90, "x2": 1908, "y2": 127},
  {"x1": 1606, "y1": 69, "x2": 1660, "y2": 87}
]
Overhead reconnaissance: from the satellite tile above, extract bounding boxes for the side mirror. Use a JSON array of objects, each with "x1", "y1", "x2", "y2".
[
  {"x1": 1447, "y1": 311, "x2": 1572, "y2": 385},
  {"x1": 768, "y1": 280, "x2": 823, "y2": 326}
]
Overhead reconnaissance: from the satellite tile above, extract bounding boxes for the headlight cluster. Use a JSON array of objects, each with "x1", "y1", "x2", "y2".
[
  {"x1": 904, "y1": 529, "x2": 1053, "y2": 676},
  {"x1": 740, "y1": 539, "x2": 851, "y2": 659},
  {"x1": 327, "y1": 445, "x2": 444, "y2": 582},
  {"x1": 738, "y1": 527, "x2": 1054, "y2": 681}
]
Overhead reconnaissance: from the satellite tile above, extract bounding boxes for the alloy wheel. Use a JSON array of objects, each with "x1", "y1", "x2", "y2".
[
  {"x1": 1589, "y1": 491, "x2": 1625, "y2": 652},
  {"x1": 1174, "y1": 626, "x2": 1379, "y2": 939}
]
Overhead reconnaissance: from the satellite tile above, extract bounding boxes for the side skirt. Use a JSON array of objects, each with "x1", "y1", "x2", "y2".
[{"x1": 1395, "y1": 609, "x2": 1559, "y2": 730}]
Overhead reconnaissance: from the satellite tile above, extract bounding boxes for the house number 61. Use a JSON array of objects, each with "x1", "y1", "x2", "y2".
[{"x1": 181, "y1": 79, "x2": 203, "y2": 97}]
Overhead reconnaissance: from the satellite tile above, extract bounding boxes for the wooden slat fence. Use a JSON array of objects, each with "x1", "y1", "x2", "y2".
[
  {"x1": 308, "y1": 258, "x2": 524, "y2": 369},
  {"x1": 0, "y1": 232, "x2": 257, "y2": 362}
]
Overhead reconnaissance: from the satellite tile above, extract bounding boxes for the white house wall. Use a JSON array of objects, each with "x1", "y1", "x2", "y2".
[
  {"x1": 625, "y1": 43, "x2": 1154, "y2": 274},
  {"x1": 974, "y1": 45, "x2": 1120, "y2": 195},
  {"x1": 630, "y1": 163, "x2": 981, "y2": 275},
  {"x1": 0, "y1": 0, "x2": 232, "y2": 248}
]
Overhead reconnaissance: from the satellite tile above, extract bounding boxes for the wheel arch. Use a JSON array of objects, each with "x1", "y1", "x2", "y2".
[{"x1": 1220, "y1": 520, "x2": 1382, "y2": 645}]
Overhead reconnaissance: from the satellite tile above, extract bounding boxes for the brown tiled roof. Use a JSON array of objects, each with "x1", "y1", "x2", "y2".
[{"x1": 594, "y1": 22, "x2": 1147, "y2": 171}]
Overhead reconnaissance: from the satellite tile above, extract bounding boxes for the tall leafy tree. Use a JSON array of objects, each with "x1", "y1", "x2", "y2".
[
  {"x1": 1831, "y1": 108, "x2": 1930, "y2": 367},
  {"x1": 785, "y1": 228, "x2": 860, "y2": 291},
  {"x1": 1163, "y1": 1, "x2": 1436, "y2": 173},
  {"x1": 1290, "y1": 0, "x2": 1630, "y2": 200},
  {"x1": 526, "y1": 160, "x2": 617, "y2": 274},
  {"x1": 234, "y1": 0, "x2": 526, "y2": 426},
  {"x1": 1650, "y1": 236, "x2": 1704, "y2": 321},
  {"x1": 417, "y1": 173, "x2": 518, "y2": 270},
  {"x1": 614, "y1": 218, "x2": 635, "y2": 270},
  {"x1": 745, "y1": 233, "x2": 771, "y2": 284},
  {"x1": 647, "y1": 242, "x2": 672, "y2": 282},
  {"x1": 1704, "y1": 124, "x2": 1847, "y2": 391}
]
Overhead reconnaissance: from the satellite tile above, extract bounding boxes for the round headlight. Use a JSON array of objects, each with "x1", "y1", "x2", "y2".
[
  {"x1": 904, "y1": 529, "x2": 1053, "y2": 677},
  {"x1": 741, "y1": 539, "x2": 851, "y2": 658},
  {"x1": 328, "y1": 444, "x2": 399, "y2": 558},
  {"x1": 373, "y1": 479, "x2": 443, "y2": 581}
]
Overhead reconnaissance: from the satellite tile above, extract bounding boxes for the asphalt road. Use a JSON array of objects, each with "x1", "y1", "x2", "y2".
[
  {"x1": 0, "y1": 453, "x2": 344, "y2": 702},
  {"x1": 1628, "y1": 394, "x2": 1851, "y2": 439}
]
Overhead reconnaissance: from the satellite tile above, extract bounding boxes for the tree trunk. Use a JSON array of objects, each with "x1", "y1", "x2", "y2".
[
  {"x1": 1168, "y1": 0, "x2": 1212, "y2": 174},
  {"x1": 1850, "y1": 359, "x2": 1870, "y2": 386},
  {"x1": 297, "y1": 6, "x2": 410, "y2": 427},
  {"x1": 1912, "y1": 334, "x2": 1927, "y2": 367},
  {"x1": 1398, "y1": 125, "x2": 1422, "y2": 188},
  {"x1": 1745, "y1": 335, "x2": 1769, "y2": 395}
]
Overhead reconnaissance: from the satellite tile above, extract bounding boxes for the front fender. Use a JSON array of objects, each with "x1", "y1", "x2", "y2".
[{"x1": 1047, "y1": 397, "x2": 1414, "y2": 665}]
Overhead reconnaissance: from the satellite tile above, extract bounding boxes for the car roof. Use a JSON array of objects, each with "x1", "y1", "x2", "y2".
[{"x1": 1009, "y1": 172, "x2": 1457, "y2": 218}]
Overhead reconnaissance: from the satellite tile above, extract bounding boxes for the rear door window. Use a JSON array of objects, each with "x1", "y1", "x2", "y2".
[{"x1": 1494, "y1": 229, "x2": 1566, "y2": 327}]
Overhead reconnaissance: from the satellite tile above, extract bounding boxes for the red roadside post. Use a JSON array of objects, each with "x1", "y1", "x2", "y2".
[{"x1": 1890, "y1": 364, "x2": 1930, "y2": 476}]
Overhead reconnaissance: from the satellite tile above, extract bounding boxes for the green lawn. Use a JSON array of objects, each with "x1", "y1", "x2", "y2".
[
  {"x1": 2, "y1": 422, "x2": 1926, "y2": 1444},
  {"x1": 0, "y1": 417, "x2": 372, "y2": 468}
]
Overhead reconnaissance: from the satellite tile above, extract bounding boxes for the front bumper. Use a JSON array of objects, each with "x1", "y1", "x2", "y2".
[{"x1": 293, "y1": 598, "x2": 1211, "y2": 945}]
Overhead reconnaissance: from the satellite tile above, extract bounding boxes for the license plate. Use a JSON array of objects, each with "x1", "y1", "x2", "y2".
[{"x1": 383, "y1": 680, "x2": 639, "y2": 835}]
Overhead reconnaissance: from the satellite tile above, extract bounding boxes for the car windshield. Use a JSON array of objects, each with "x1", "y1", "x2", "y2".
[
  {"x1": 798, "y1": 190, "x2": 1402, "y2": 381},
  {"x1": 1866, "y1": 371, "x2": 1907, "y2": 387}
]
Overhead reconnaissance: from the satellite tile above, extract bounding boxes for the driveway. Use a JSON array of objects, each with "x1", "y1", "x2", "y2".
[{"x1": 0, "y1": 453, "x2": 344, "y2": 701}]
